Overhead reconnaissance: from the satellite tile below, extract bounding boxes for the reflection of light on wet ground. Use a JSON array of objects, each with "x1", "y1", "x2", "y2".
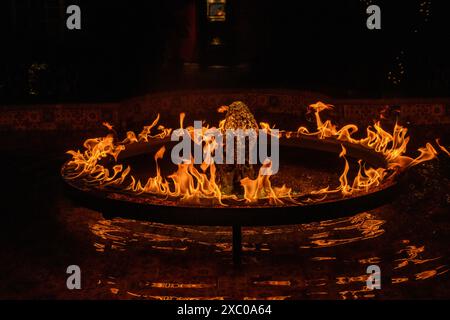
[
  {"x1": 244, "y1": 296, "x2": 291, "y2": 300},
  {"x1": 86, "y1": 212, "x2": 448, "y2": 300},
  {"x1": 125, "y1": 293, "x2": 226, "y2": 300},
  {"x1": 415, "y1": 266, "x2": 449, "y2": 280},
  {"x1": 339, "y1": 288, "x2": 376, "y2": 300},
  {"x1": 150, "y1": 282, "x2": 216, "y2": 289},
  {"x1": 301, "y1": 213, "x2": 385, "y2": 248},
  {"x1": 253, "y1": 280, "x2": 291, "y2": 286},
  {"x1": 394, "y1": 241, "x2": 441, "y2": 269},
  {"x1": 392, "y1": 277, "x2": 409, "y2": 284},
  {"x1": 311, "y1": 257, "x2": 336, "y2": 261},
  {"x1": 336, "y1": 275, "x2": 367, "y2": 285},
  {"x1": 359, "y1": 257, "x2": 381, "y2": 264}
]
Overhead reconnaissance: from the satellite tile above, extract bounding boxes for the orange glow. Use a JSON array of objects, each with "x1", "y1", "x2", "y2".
[
  {"x1": 436, "y1": 139, "x2": 450, "y2": 157},
  {"x1": 62, "y1": 101, "x2": 444, "y2": 206}
]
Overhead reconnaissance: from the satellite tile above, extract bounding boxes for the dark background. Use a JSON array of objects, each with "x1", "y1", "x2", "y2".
[{"x1": 0, "y1": 0, "x2": 448, "y2": 103}]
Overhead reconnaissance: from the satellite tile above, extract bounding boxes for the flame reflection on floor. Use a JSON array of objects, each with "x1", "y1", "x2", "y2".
[{"x1": 81, "y1": 208, "x2": 448, "y2": 300}]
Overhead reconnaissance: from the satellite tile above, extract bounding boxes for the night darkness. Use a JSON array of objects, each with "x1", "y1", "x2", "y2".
[{"x1": 1, "y1": 0, "x2": 449, "y2": 103}]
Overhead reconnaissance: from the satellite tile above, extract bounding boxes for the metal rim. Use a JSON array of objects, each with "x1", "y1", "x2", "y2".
[{"x1": 62, "y1": 136, "x2": 401, "y2": 226}]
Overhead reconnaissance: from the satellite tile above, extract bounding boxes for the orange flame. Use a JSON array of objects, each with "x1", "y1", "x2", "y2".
[
  {"x1": 436, "y1": 139, "x2": 450, "y2": 157},
  {"x1": 62, "y1": 102, "x2": 440, "y2": 206},
  {"x1": 240, "y1": 160, "x2": 297, "y2": 205}
]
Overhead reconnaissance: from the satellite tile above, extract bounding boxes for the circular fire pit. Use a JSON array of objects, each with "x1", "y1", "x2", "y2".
[
  {"x1": 63, "y1": 135, "x2": 396, "y2": 223},
  {"x1": 61, "y1": 101, "x2": 439, "y2": 263}
]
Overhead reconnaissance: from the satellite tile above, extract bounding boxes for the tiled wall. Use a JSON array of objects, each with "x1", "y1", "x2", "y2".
[
  {"x1": 1, "y1": 90, "x2": 449, "y2": 132},
  {"x1": 0, "y1": 103, "x2": 119, "y2": 131}
]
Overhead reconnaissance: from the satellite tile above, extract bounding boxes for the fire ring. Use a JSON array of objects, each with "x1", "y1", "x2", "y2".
[
  {"x1": 62, "y1": 135, "x2": 398, "y2": 225},
  {"x1": 61, "y1": 101, "x2": 440, "y2": 263}
]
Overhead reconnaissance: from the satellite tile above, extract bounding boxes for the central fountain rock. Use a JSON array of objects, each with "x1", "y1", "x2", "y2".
[{"x1": 217, "y1": 101, "x2": 259, "y2": 195}]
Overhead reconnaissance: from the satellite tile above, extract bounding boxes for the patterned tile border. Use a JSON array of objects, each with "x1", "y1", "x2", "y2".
[{"x1": 1, "y1": 90, "x2": 449, "y2": 132}]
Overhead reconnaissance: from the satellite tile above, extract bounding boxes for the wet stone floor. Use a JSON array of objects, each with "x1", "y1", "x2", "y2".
[{"x1": 1, "y1": 152, "x2": 449, "y2": 300}]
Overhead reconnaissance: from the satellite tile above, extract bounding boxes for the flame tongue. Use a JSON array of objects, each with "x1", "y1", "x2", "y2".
[
  {"x1": 63, "y1": 101, "x2": 443, "y2": 207},
  {"x1": 436, "y1": 139, "x2": 450, "y2": 157},
  {"x1": 240, "y1": 160, "x2": 296, "y2": 205}
]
